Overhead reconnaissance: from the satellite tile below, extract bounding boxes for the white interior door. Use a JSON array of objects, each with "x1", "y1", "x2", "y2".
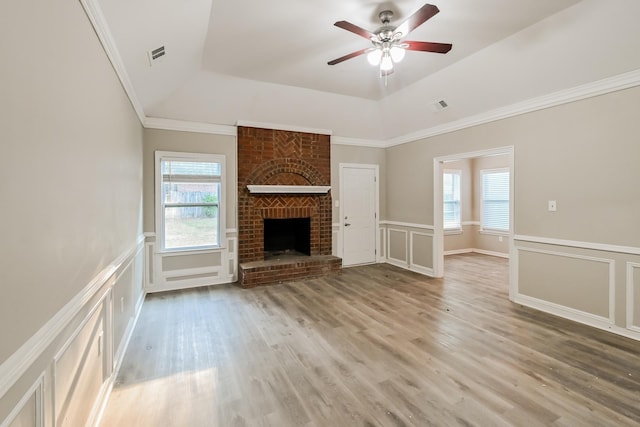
[{"x1": 341, "y1": 164, "x2": 378, "y2": 266}]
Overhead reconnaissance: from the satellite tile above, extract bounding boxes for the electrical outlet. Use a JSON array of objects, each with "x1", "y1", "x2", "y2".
[
  {"x1": 334, "y1": 200, "x2": 339, "y2": 208},
  {"x1": 548, "y1": 200, "x2": 557, "y2": 212},
  {"x1": 498, "y1": 235, "x2": 503, "y2": 242}
]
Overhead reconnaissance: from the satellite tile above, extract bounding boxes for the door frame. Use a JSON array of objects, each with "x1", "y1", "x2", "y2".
[
  {"x1": 433, "y1": 146, "x2": 515, "y2": 299},
  {"x1": 338, "y1": 163, "x2": 380, "y2": 265}
]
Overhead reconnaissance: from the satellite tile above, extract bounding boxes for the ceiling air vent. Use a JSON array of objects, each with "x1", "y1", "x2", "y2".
[
  {"x1": 430, "y1": 99, "x2": 449, "y2": 112},
  {"x1": 147, "y1": 46, "x2": 166, "y2": 66}
]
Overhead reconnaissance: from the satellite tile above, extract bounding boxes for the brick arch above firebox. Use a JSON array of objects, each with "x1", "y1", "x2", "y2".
[{"x1": 242, "y1": 157, "x2": 329, "y2": 189}]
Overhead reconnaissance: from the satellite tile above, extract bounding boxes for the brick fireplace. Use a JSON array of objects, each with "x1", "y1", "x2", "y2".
[{"x1": 237, "y1": 126, "x2": 341, "y2": 287}]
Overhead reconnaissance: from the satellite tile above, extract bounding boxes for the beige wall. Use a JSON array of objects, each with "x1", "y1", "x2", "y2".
[
  {"x1": 1, "y1": 0, "x2": 143, "y2": 365},
  {"x1": 1, "y1": 0, "x2": 144, "y2": 422},
  {"x1": 387, "y1": 85, "x2": 640, "y2": 245},
  {"x1": 387, "y1": 85, "x2": 640, "y2": 332},
  {"x1": 142, "y1": 129, "x2": 237, "y2": 232}
]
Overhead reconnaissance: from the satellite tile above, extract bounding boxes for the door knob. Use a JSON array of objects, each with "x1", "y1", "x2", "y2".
[{"x1": 344, "y1": 223, "x2": 351, "y2": 227}]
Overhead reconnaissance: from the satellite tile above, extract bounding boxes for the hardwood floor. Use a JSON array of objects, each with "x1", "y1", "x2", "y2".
[{"x1": 100, "y1": 254, "x2": 640, "y2": 426}]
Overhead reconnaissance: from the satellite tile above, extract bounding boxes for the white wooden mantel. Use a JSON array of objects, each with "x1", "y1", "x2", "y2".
[{"x1": 247, "y1": 185, "x2": 331, "y2": 194}]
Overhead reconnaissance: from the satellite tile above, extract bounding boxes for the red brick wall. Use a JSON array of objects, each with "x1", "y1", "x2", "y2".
[{"x1": 237, "y1": 126, "x2": 332, "y2": 263}]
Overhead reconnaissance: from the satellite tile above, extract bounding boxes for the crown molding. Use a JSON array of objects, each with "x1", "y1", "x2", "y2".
[
  {"x1": 79, "y1": 0, "x2": 146, "y2": 124},
  {"x1": 386, "y1": 68, "x2": 640, "y2": 147},
  {"x1": 144, "y1": 117, "x2": 237, "y2": 136},
  {"x1": 236, "y1": 120, "x2": 332, "y2": 136},
  {"x1": 331, "y1": 136, "x2": 387, "y2": 148}
]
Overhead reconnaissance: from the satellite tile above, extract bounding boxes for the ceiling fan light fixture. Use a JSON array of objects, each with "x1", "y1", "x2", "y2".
[
  {"x1": 390, "y1": 46, "x2": 406, "y2": 63},
  {"x1": 380, "y1": 53, "x2": 393, "y2": 72},
  {"x1": 367, "y1": 49, "x2": 383, "y2": 66}
]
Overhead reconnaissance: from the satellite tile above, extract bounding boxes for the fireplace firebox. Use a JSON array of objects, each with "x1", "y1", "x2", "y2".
[{"x1": 264, "y1": 218, "x2": 310, "y2": 259}]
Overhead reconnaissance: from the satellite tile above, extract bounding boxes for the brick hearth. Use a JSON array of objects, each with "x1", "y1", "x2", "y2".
[{"x1": 237, "y1": 126, "x2": 341, "y2": 287}]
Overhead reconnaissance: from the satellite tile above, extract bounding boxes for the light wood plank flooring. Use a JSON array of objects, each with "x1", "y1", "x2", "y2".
[{"x1": 100, "y1": 254, "x2": 640, "y2": 426}]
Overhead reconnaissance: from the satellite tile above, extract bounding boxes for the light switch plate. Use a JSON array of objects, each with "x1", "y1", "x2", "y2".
[{"x1": 548, "y1": 200, "x2": 557, "y2": 212}]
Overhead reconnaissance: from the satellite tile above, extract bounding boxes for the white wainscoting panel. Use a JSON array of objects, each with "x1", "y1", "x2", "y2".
[
  {"x1": 409, "y1": 231, "x2": 434, "y2": 276},
  {"x1": 0, "y1": 236, "x2": 145, "y2": 427},
  {"x1": 386, "y1": 228, "x2": 409, "y2": 268},
  {"x1": 627, "y1": 262, "x2": 640, "y2": 333}
]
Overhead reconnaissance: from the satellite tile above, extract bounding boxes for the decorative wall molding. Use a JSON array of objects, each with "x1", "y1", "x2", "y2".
[
  {"x1": 0, "y1": 235, "x2": 145, "y2": 401},
  {"x1": 386, "y1": 228, "x2": 409, "y2": 268},
  {"x1": 385, "y1": 69, "x2": 640, "y2": 147},
  {"x1": 144, "y1": 117, "x2": 237, "y2": 136},
  {"x1": 0, "y1": 373, "x2": 43, "y2": 427},
  {"x1": 514, "y1": 234, "x2": 640, "y2": 255},
  {"x1": 515, "y1": 246, "x2": 616, "y2": 324},
  {"x1": 409, "y1": 231, "x2": 434, "y2": 276},
  {"x1": 379, "y1": 221, "x2": 434, "y2": 231},
  {"x1": 627, "y1": 262, "x2": 640, "y2": 332},
  {"x1": 79, "y1": 0, "x2": 145, "y2": 123},
  {"x1": 331, "y1": 136, "x2": 387, "y2": 148},
  {"x1": 461, "y1": 221, "x2": 481, "y2": 226},
  {"x1": 236, "y1": 120, "x2": 332, "y2": 136}
]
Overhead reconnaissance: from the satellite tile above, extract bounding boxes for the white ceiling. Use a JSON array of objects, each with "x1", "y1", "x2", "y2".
[{"x1": 96, "y1": 0, "x2": 640, "y2": 141}]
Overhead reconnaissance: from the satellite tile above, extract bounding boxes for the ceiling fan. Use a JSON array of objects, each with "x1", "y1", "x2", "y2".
[{"x1": 328, "y1": 3, "x2": 452, "y2": 77}]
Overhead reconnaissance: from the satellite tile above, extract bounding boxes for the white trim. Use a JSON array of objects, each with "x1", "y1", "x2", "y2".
[
  {"x1": 0, "y1": 373, "x2": 44, "y2": 427},
  {"x1": 154, "y1": 151, "x2": 226, "y2": 255},
  {"x1": 247, "y1": 185, "x2": 331, "y2": 194},
  {"x1": 386, "y1": 69, "x2": 640, "y2": 148},
  {"x1": 627, "y1": 262, "x2": 640, "y2": 332},
  {"x1": 143, "y1": 231, "x2": 156, "y2": 238},
  {"x1": 444, "y1": 249, "x2": 474, "y2": 256},
  {"x1": 226, "y1": 228, "x2": 238, "y2": 235},
  {"x1": 162, "y1": 266, "x2": 221, "y2": 279},
  {"x1": 443, "y1": 248, "x2": 508, "y2": 258},
  {"x1": 514, "y1": 234, "x2": 640, "y2": 255},
  {"x1": 515, "y1": 246, "x2": 615, "y2": 324},
  {"x1": 144, "y1": 117, "x2": 237, "y2": 136},
  {"x1": 514, "y1": 293, "x2": 617, "y2": 334},
  {"x1": 79, "y1": 0, "x2": 145, "y2": 123},
  {"x1": 472, "y1": 248, "x2": 509, "y2": 259},
  {"x1": 159, "y1": 247, "x2": 226, "y2": 257},
  {"x1": 461, "y1": 221, "x2": 480, "y2": 226},
  {"x1": 409, "y1": 231, "x2": 434, "y2": 275},
  {"x1": 0, "y1": 235, "x2": 144, "y2": 401},
  {"x1": 236, "y1": 120, "x2": 332, "y2": 136},
  {"x1": 386, "y1": 228, "x2": 409, "y2": 267},
  {"x1": 379, "y1": 221, "x2": 434, "y2": 231},
  {"x1": 331, "y1": 136, "x2": 387, "y2": 148}
]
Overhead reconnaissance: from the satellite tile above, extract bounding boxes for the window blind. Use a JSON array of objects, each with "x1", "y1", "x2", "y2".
[{"x1": 481, "y1": 170, "x2": 509, "y2": 231}]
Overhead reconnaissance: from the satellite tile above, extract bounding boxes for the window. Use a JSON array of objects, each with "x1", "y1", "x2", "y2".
[
  {"x1": 155, "y1": 151, "x2": 225, "y2": 251},
  {"x1": 481, "y1": 169, "x2": 509, "y2": 232},
  {"x1": 443, "y1": 169, "x2": 461, "y2": 230}
]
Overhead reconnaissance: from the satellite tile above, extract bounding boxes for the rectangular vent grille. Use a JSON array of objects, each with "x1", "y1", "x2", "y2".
[
  {"x1": 431, "y1": 99, "x2": 449, "y2": 112},
  {"x1": 148, "y1": 46, "x2": 166, "y2": 66}
]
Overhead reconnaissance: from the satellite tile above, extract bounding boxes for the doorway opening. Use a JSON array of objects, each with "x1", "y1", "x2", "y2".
[{"x1": 433, "y1": 146, "x2": 515, "y2": 299}]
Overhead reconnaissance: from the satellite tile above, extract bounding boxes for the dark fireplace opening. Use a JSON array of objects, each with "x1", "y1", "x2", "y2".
[{"x1": 264, "y1": 218, "x2": 311, "y2": 259}]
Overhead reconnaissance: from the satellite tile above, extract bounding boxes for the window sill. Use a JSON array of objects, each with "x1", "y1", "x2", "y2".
[
  {"x1": 158, "y1": 246, "x2": 226, "y2": 256},
  {"x1": 444, "y1": 229, "x2": 463, "y2": 235},
  {"x1": 479, "y1": 229, "x2": 510, "y2": 237}
]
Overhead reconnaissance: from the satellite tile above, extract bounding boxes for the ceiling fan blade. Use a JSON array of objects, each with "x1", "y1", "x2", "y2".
[
  {"x1": 395, "y1": 4, "x2": 440, "y2": 37},
  {"x1": 404, "y1": 41, "x2": 452, "y2": 54},
  {"x1": 334, "y1": 21, "x2": 375, "y2": 40},
  {"x1": 328, "y1": 48, "x2": 370, "y2": 65}
]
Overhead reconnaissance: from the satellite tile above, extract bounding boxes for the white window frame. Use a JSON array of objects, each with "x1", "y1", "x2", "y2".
[
  {"x1": 443, "y1": 169, "x2": 462, "y2": 231},
  {"x1": 480, "y1": 167, "x2": 510, "y2": 234},
  {"x1": 154, "y1": 151, "x2": 226, "y2": 252}
]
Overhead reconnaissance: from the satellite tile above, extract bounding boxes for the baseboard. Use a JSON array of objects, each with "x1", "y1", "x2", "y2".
[
  {"x1": 513, "y1": 293, "x2": 639, "y2": 342},
  {"x1": 444, "y1": 248, "x2": 509, "y2": 258}
]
